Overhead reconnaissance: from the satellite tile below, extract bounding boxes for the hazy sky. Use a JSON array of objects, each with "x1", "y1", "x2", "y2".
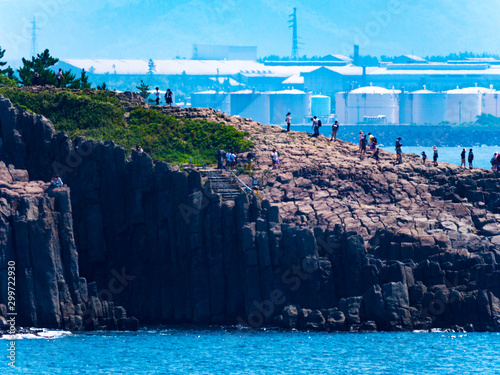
[{"x1": 1, "y1": 0, "x2": 500, "y2": 61}]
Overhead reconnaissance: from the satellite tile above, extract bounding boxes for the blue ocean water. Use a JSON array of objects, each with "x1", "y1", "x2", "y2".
[{"x1": 3, "y1": 328, "x2": 500, "y2": 374}]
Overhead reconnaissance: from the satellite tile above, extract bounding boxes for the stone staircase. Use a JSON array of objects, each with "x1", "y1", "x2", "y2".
[{"x1": 199, "y1": 168, "x2": 242, "y2": 201}]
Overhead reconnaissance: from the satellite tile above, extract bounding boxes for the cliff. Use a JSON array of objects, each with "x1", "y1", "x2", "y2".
[{"x1": 0, "y1": 92, "x2": 499, "y2": 332}]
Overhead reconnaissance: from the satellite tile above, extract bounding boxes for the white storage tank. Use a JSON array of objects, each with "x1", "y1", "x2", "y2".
[
  {"x1": 398, "y1": 92, "x2": 413, "y2": 124},
  {"x1": 269, "y1": 89, "x2": 311, "y2": 124},
  {"x1": 411, "y1": 89, "x2": 448, "y2": 124},
  {"x1": 446, "y1": 87, "x2": 483, "y2": 124},
  {"x1": 337, "y1": 85, "x2": 400, "y2": 124},
  {"x1": 481, "y1": 85, "x2": 498, "y2": 117},
  {"x1": 334, "y1": 92, "x2": 348, "y2": 124},
  {"x1": 191, "y1": 90, "x2": 231, "y2": 114},
  {"x1": 311, "y1": 95, "x2": 331, "y2": 117},
  {"x1": 230, "y1": 90, "x2": 270, "y2": 124}
]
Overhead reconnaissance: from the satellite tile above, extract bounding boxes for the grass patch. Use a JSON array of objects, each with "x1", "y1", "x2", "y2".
[{"x1": 0, "y1": 88, "x2": 253, "y2": 164}]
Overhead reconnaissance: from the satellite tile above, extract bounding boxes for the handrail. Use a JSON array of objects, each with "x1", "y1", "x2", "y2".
[
  {"x1": 191, "y1": 154, "x2": 254, "y2": 198},
  {"x1": 228, "y1": 169, "x2": 254, "y2": 196}
]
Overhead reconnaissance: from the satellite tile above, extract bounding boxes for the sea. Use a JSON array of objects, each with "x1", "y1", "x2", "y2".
[{"x1": 2, "y1": 328, "x2": 500, "y2": 374}]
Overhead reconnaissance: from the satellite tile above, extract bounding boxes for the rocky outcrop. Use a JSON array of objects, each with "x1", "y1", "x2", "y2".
[
  {"x1": 0, "y1": 161, "x2": 137, "y2": 331},
  {"x1": 1, "y1": 92, "x2": 500, "y2": 332}
]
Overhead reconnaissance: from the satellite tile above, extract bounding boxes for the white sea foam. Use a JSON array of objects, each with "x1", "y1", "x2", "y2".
[{"x1": 1, "y1": 328, "x2": 72, "y2": 340}]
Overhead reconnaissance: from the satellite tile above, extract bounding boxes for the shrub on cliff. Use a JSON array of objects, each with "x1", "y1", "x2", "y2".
[{"x1": 0, "y1": 87, "x2": 252, "y2": 164}]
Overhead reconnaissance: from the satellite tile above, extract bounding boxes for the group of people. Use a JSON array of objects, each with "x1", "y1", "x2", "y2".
[
  {"x1": 50, "y1": 174, "x2": 63, "y2": 187},
  {"x1": 286, "y1": 112, "x2": 340, "y2": 142},
  {"x1": 154, "y1": 88, "x2": 173, "y2": 106},
  {"x1": 489, "y1": 152, "x2": 500, "y2": 172},
  {"x1": 217, "y1": 149, "x2": 238, "y2": 170},
  {"x1": 420, "y1": 145, "x2": 439, "y2": 166},
  {"x1": 358, "y1": 130, "x2": 381, "y2": 162}
]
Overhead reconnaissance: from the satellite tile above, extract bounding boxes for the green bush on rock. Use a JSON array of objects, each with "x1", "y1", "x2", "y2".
[{"x1": 0, "y1": 87, "x2": 252, "y2": 164}]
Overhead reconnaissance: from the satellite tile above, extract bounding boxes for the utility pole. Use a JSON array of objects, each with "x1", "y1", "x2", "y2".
[
  {"x1": 288, "y1": 8, "x2": 299, "y2": 60},
  {"x1": 30, "y1": 16, "x2": 39, "y2": 58}
]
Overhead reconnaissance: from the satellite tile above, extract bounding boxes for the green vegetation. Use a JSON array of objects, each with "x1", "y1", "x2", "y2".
[
  {"x1": 475, "y1": 114, "x2": 500, "y2": 126},
  {"x1": 0, "y1": 87, "x2": 252, "y2": 164}
]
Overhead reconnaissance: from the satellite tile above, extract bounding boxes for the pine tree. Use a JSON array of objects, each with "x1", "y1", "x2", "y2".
[
  {"x1": 0, "y1": 45, "x2": 14, "y2": 79},
  {"x1": 79, "y1": 69, "x2": 91, "y2": 89},
  {"x1": 17, "y1": 49, "x2": 59, "y2": 86},
  {"x1": 97, "y1": 82, "x2": 107, "y2": 91},
  {"x1": 147, "y1": 58, "x2": 156, "y2": 75},
  {"x1": 136, "y1": 80, "x2": 150, "y2": 99}
]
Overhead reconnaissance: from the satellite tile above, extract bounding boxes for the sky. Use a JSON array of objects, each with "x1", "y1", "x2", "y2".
[{"x1": 1, "y1": 0, "x2": 500, "y2": 62}]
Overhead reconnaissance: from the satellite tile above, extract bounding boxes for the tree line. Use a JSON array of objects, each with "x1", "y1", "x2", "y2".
[{"x1": 0, "y1": 46, "x2": 105, "y2": 90}]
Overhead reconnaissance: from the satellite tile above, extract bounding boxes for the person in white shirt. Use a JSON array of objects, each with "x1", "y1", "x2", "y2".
[
  {"x1": 286, "y1": 112, "x2": 291, "y2": 132},
  {"x1": 56, "y1": 69, "x2": 64, "y2": 88},
  {"x1": 155, "y1": 87, "x2": 160, "y2": 105},
  {"x1": 311, "y1": 116, "x2": 319, "y2": 136}
]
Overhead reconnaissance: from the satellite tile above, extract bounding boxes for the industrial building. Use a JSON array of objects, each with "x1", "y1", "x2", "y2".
[
  {"x1": 335, "y1": 84, "x2": 500, "y2": 125},
  {"x1": 191, "y1": 89, "x2": 312, "y2": 124},
  {"x1": 335, "y1": 85, "x2": 401, "y2": 125}
]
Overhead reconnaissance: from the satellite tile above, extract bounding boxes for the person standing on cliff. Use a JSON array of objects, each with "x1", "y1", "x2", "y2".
[
  {"x1": 421, "y1": 151, "x2": 427, "y2": 165},
  {"x1": 165, "y1": 89, "x2": 173, "y2": 106},
  {"x1": 33, "y1": 70, "x2": 40, "y2": 85},
  {"x1": 358, "y1": 131, "x2": 364, "y2": 152},
  {"x1": 155, "y1": 87, "x2": 161, "y2": 105},
  {"x1": 433, "y1": 145, "x2": 438, "y2": 167},
  {"x1": 56, "y1": 69, "x2": 64, "y2": 88},
  {"x1": 286, "y1": 112, "x2": 292, "y2": 132},
  {"x1": 460, "y1": 148, "x2": 466, "y2": 168},
  {"x1": 360, "y1": 134, "x2": 367, "y2": 156},
  {"x1": 468, "y1": 149, "x2": 474, "y2": 169},
  {"x1": 490, "y1": 153, "x2": 497, "y2": 171},
  {"x1": 395, "y1": 137, "x2": 403, "y2": 164},
  {"x1": 311, "y1": 116, "x2": 319, "y2": 136},
  {"x1": 331, "y1": 120, "x2": 339, "y2": 142}
]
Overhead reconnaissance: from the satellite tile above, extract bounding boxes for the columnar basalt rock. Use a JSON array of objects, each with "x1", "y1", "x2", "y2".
[
  {"x1": 1, "y1": 93, "x2": 500, "y2": 332},
  {"x1": 0, "y1": 162, "x2": 136, "y2": 332}
]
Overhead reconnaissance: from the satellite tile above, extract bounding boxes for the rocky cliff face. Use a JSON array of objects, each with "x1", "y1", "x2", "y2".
[
  {"x1": 1, "y1": 94, "x2": 500, "y2": 332},
  {"x1": 0, "y1": 162, "x2": 137, "y2": 331}
]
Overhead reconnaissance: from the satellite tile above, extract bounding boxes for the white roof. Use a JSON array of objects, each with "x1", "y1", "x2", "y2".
[
  {"x1": 282, "y1": 75, "x2": 304, "y2": 84},
  {"x1": 321, "y1": 65, "x2": 376, "y2": 76},
  {"x1": 370, "y1": 66, "x2": 500, "y2": 76},
  {"x1": 271, "y1": 89, "x2": 307, "y2": 94},
  {"x1": 312, "y1": 94, "x2": 330, "y2": 98},
  {"x1": 447, "y1": 86, "x2": 495, "y2": 94},
  {"x1": 350, "y1": 86, "x2": 401, "y2": 94},
  {"x1": 63, "y1": 59, "x2": 266, "y2": 75},
  {"x1": 411, "y1": 89, "x2": 435, "y2": 94}
]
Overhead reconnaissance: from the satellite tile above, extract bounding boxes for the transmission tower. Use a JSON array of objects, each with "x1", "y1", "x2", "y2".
[
  {"x1": 288, "y1": 7, "x2": 299, "y2": 60},
  {"x1": 30, "y1": 16, "x2": 39, "y2": 58}
]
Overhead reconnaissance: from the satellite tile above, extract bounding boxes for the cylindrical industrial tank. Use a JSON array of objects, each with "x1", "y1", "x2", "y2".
[
  {"x1": 411, "y1": 89, "x2": 448, "y2": 124},
  {"x1": 481, "y1": 85, "x2": 498, "y2": 117},
  {"x1": 269, "y1": 89, "x2": 311, "y2": 124},
  {"x1": 230, "y1": 90, "x2": 270, "y2": 124},
  {"x1": 191, "y1": 90, "x2": 231, "y2": 114},
  {"x1": 345, "y1": 86, "x2": 400, "y2": 124},
  {"x1": 311, "y1": 95, "x2": 331, "y2": 117},
  {"x1": 483, "y1": 93, "x2": 500, "y2": 117},
  {"x1": 334, "y1": 92, "x2": 348, "y2": 124},
  {"x1": 446, "y1": 87, "x2": 483, "y2": 124},
  {"x1": 398, "y1": 92, "x2": 413, "y2": 124}
]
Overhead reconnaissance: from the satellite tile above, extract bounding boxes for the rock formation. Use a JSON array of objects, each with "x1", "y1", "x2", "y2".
[{"x1": 1, "y1": 92, "x2": 499, "y2": 332}]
